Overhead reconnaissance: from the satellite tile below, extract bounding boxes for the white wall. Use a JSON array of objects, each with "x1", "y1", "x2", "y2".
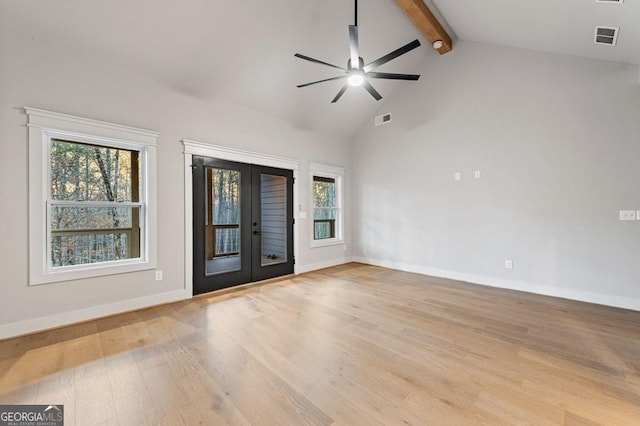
[
  {"x1": 351, "y1": 41, "x2": 640, "y2": 309},
  {"x1": 0, "y1": 30, "x2": 350, "y2": 338}
]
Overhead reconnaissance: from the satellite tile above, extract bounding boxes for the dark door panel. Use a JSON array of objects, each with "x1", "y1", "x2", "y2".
[
  {"x1": 193, "y1": 157, "x2": 251, "y2": 294},
  {"x1": 193, "y1": 157, "x2": 294, "y2": 294},
  {"x1": 251, "y1": 165, "x2": 294, "y2": 282}
]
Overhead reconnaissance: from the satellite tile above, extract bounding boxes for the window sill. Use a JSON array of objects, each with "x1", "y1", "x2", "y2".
[
  {"x1": 310, "y1": 239, "x2": 344, "y2": 249},
  {"x1": 30, "y1": 259, "x2": 156, "y2": 286}
]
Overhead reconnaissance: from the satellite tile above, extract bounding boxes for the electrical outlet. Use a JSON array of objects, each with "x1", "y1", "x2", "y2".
[
  {"x1": 505, "y1": 259, "x2": 513, "y2": 270},
  {"x1": 474, "y1": 170, "x2": 481, "y2": 179},
  {"x1": 637, "y1": 210, "x2": 640, "y2": 221},
  {"x1": 619, "y1": 210, "x2": 636, "y2": 221},
  {"x1": 454, "y1": 172, "x2": 461, "y2": 181},
  {"x1": 155, "y1": 270, "x2": 163, "y2": 281}
]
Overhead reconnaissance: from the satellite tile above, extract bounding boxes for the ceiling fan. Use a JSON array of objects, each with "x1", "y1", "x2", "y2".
[{"x1": 295, "y1": 0, "x2": 421, "y2": 103}]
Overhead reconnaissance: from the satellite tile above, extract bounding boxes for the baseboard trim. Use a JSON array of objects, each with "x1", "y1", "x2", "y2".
[
  {"x1": 296, "y1": 257, "x2": 352, "y2": 274},
  {"x1": 353, "y1": 257, "x2": 640, "y2": 312},
  {"x1": 0, "y1": 289, "x2": 191, "y2": 340},
  {"x1": 0, "y1": 256, "x2": 353, "y2": 340}
]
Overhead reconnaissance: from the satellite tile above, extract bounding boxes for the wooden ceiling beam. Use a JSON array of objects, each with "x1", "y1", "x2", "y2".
[{"x1": 395, "y1": 0, "x2": 452, "y2": 54}]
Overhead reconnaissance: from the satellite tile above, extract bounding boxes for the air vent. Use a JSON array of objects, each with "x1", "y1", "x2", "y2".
[
  {"x1": 596, "y1": 0, "x2": 623, "y2": 3},
  {"x1": 594, "y1": 26, "x2": 619, "y2": 45},
  {"x1": 375, "y1": 113, "x2": 392, "y2": 126}
]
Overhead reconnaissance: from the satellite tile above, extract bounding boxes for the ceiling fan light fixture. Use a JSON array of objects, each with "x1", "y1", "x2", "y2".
[
  {"x1": 432, "y1": 40, "x2": 444, "y2": 49},
  {"x1": 294, "y1": 0, "x2": 421, "y2": 102},
  {"x1": 348, "y1": 73, "x2": 365, "y2": 86}
]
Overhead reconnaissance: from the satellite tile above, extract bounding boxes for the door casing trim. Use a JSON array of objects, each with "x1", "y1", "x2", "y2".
[{"x1": 182, "y1": 139, "x2": 300, "y2": 298}]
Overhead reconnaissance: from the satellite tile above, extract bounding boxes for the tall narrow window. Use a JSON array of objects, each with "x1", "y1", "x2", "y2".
[
  {"x1": 49, "y1": 139, "x2": 142, "y2": 267},
  {"x1": 313, "y1": 176, "x2": 337, "y2": 240},
  {"x1": 310, "y1": 162, "x2": 344, "y2": 247},
  {"x1": 27, "y1": 107, "x2": 158, "y2": 285}
]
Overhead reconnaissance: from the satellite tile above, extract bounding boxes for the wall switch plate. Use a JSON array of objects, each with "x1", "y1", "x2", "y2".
[
  {"x1": 299, "y1": 212, "x2": 307, "y2": 219},
  {"x1": 454, "y1": 172, "x2": 461, "y2": 181},
  {"x1": 619, "y1": 210, "x2": 636, "y2": 221},
  {"x1": 474, "y1": 170, "x2": 481, "y2": 179},
  {"x1": 505, "y1": 259, "x2": 513, "y2": 269},
  {"x1": 155, "y1": 270, "x2": 163, "y2": 281},
  {"x1": 637, "y1": 211, "x2": 640, "y2": 221}
]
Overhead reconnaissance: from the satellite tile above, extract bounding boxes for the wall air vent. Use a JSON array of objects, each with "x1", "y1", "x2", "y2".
[
  {"x1": 375, "y1": 113, "x2": 392, "y2": 126},
  {"x1": 596, "y1": 0, "x2": 623, "y2": 3},
  {"x1": 594, "y1": 26, "x2": 619, "y2": 45}
]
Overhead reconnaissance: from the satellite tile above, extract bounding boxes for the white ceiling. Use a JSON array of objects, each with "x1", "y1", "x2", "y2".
[
  {"x1": 435, "y1": 0, "x2": 640, "y2": 66},
  {"x1": 1, "y1": 0, "x2": 638, "y2": 140}
]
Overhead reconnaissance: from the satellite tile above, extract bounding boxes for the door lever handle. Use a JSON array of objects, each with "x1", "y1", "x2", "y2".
[{"x1": 253, "y1": 230, "x2": 261, "y2": 235}]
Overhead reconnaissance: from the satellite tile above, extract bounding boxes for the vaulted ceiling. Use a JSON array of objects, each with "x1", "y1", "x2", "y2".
[{"x1": 1, "y1": 0, "x2": 638, "y2": 140}]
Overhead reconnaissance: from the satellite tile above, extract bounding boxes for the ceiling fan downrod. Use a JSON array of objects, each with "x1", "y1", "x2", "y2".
[{"x1": 354, "y1": 0, "x2": 358, "y2": 27}]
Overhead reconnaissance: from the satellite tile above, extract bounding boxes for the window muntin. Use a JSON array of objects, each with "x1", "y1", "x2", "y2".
[{"x1": 48, "y1": 138, "x2": 144, "y2": 269}]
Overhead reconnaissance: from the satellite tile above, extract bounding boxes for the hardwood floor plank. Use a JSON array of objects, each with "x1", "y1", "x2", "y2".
[
  {"x1": 1, "y1": 263, "x2": 640, "y2": 424},
  {"x1": 74, "y1": 371, "x2": 117, "y2": 425}
]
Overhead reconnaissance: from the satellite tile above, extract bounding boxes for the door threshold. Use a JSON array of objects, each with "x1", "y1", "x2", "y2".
[{"x1": 192, "y1": 273, "x2": 295, "y2": 300}]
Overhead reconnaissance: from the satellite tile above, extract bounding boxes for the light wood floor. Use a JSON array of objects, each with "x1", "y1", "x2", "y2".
[{"x1": 1, "y1": 263, "x2": 640, "y2": 425}]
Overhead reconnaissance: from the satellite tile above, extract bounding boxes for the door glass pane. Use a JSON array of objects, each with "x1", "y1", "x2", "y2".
[
  {"x1": 205, "y1": 167, "x2": 241, "y2": 275},
  {"x1": 261, "y1": 174, "x2": 287, "y2": 266}
]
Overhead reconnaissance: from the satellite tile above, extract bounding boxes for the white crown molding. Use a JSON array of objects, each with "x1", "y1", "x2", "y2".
[
  {"x1": 310, "y1": 161, "x2": 345, "y2": 176},
  {"x1": 25, "y1": 107, "x2": 159, "y2": 144},
  {"x1": 182, "y1": 139, "x2": 300, "y2": 170}
]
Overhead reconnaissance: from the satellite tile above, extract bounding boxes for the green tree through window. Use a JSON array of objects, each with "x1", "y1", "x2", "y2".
[
  {"x1": 313, "y1": 176, "x2": 337, "y2": 240},
  {"x1": 50, "y1": 139, "x2": 141, "y2": 267}
]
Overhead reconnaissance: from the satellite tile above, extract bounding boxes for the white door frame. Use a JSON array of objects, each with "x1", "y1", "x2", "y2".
[{"x1": 182, "y1": 139, "x2": 300, "y2": 297}]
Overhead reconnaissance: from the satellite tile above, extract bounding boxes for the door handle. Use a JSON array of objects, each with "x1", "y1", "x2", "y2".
[{"x1": 253, "y1": 230, "x2": 261, "y2": 235}]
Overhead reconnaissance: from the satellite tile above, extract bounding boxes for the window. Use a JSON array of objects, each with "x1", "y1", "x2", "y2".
[
  {"x1": 313, "y1": 176, "x2": 337, "y2": 239},
  {"x1": 310, "y1": 162, "x2": 344, "y2": 247},
  {"x1": 50, "y1": 139, "x2": 142, "y2": 267},
  {"x1": 26, "y1": 107, "x2": 158, "y2": 285}
]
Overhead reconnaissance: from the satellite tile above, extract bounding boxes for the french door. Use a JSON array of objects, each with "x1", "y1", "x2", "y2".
[{"x1": 192, "y1": 156, "x2": 294, "y2": 294}]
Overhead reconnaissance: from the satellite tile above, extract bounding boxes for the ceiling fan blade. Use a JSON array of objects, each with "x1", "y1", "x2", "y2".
[
  {"x1": 297, "y1": 76, "x2": 348, "y2": 88},
  {"x1": 363, "y1": 39, "x2": 421, "y2": 73},
  {"x1": 362, "y1": 81, "x2": 382, "y2": 101},
  {"x1": 295, "y1": 53, "x2": 346, "y2": 71},
  {"x1": 348, "y1": 25, "x2": 360, "y2": 69},
  {"x1": 366, "y1": 72, "x2": 420, "y2": 81},
  {"x1": 331, "y1": 85, "x2": 349, "y2": 103}
]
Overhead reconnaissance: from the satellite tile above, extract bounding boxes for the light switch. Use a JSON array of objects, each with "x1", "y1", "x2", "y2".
[
  {"x1": 299, "y1": 212, "x2": 307, "y2": 219},
  {"x1": 454, "y1": 172, "x2": 461, "y2": 181},
  {"x1": 474, "y1": 170, "x2": 481, "y2": 179},
  {"x1": 619, "y1": 210, "x2": 636, "y2": 221}
]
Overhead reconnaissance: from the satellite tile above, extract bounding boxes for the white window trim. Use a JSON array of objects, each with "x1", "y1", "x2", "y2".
[
  {"x1": 310, "y1": 162, "x2": 345, "y2": 248},
  {"x1": 26, "y1": 107, "x2": 158, "y2": 285}
]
